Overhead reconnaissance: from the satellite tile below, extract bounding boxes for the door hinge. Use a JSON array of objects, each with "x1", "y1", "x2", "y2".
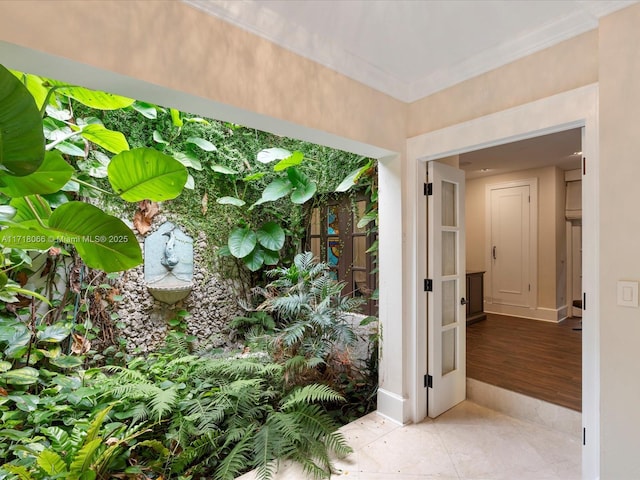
[
  {"x1": 583, "y1": 427, "x2": 586, "y2": 446},
  {"x1": 424, "y1": 182, "x2": 433, "y2": 196},
  {"x1": 424, "y1": 374, "x2": 433, "y2": 388},
  {"x1": 424, "y1": 279, "x2": 433, "y2": 292},
  {"x1": 583, "y1": 292, "x2": 586, "y2": 311},
  {"x1": 583, "y1": 157, "x2": 586, "y2": 175},
  {"x1": 528, "y1": 284, "x2": 531, "y2": 292}
]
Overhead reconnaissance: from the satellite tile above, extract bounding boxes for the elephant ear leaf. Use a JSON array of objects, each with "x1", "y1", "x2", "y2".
[
  {"x1": 48, "y1": 202, "x2": 142, "y2": 272},
  {"x1": 0, "y1": 151, "x2": 74, "y2": 197},
  {"x1": 107, "y1": 148, "x2": 188, "y2": 202},
  {"x1": 0, "y1": 64, "x2": 45, "y2": 176}
]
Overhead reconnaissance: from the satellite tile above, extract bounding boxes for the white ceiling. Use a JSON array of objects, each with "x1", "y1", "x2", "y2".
[
  {"x1": 182, "y1": 1, "x2": 627, "y2": 175},
  {"x1": 184, "y1": 0, "x2": 635, "y2": 102},
  {"x1": 460, "y1": 128, "x2": 582, "y2": 179}
]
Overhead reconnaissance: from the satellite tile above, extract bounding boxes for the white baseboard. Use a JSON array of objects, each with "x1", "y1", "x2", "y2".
[
  {"x1": 484, "y1": 303, "x2": 568, "y2": 322},
  {"x1": 376, "y1": 388, "x2": 410, "y2": 425}
]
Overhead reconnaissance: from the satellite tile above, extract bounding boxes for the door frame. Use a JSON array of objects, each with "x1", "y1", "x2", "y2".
[
  {"x1": 484, "y1": 178, "x2": 538, "y2": 316},
  {"x1": 406, "y1": 83, "x2": 599, "y2": 479}
]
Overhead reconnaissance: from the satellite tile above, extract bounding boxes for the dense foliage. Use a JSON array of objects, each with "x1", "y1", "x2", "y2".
[{"x1": 0, "y1": 65, "x2": 379, "y2": 479}]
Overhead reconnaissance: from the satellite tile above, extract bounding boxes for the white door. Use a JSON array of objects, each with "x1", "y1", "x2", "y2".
[
  {"x1": 489, "y1": 185, "x2": 531, "y2": 307},
  {"x1": 427, "y1": 161, "x2": 466, "y2": 418}
]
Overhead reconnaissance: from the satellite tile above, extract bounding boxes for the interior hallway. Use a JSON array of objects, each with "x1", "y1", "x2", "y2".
[{"x1": 467, "y1": 313, "x2": 582, "y2": 412}]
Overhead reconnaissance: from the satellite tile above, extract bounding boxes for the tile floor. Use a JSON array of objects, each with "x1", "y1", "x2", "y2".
[{"x1": 237, "y1": 400, "x2": 581, "y2": 479}]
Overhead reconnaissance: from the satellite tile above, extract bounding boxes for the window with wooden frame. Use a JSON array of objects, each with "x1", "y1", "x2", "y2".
[{"x1": 307, "y1": 194, "x2": 377, "y2": 315}]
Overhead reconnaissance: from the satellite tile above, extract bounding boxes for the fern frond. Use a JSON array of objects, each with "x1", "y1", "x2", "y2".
[
  {"x1": 283, "y1": 355, "x2": 307, "y2": 374},
  {"x1": 170, "y1": 430, "x2": 222, "y2": 474},
  {"x1": 214, "y1": 428, "x2": 255, "y2": 480},
  {"x1": 280, "y1": 323, "x2": 306, "y2": 347},
  {"x1": 130, "y1": 401, "x2": 150, "y2": 424},
  {"x1": 101, "y1": 365, "x2": 148, "y2": 382},
  {"x1": 165, "y1": 354, "x2": 201, "y2": 369},
  {"x1": 149, "y1": 386, "x2": 178, "y2": 420},
  {"x1": 295, "y1": 455, "x2": 330, "y2": 480},
  {"x1": 253, "y1": 423, "x2": 282, "y2": 480},
  {"x1": 324, "y1": 430, "x2": 353, "y2": 458},
  {"x1": 281, "y1": 384, "x2": 344, "y2": 410}
]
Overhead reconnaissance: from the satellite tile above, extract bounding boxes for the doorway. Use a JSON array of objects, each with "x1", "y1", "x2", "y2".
[
  {"x1": 407, "y1": 84, "x2": 599, "y2": 478},
  {"x1": 460, "y1": 128, "x2": 582, "y2": 412}
]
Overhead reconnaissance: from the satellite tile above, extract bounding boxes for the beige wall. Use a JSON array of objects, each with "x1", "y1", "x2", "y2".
[
  {"x1": 407, "y1": 30, "x2": 598, "y2": 136},
  {"x1": 598, "y1": 4, "x2": 640, "y2": 477},
  {"x1": 465, "y1": 166, "x2": 565, "y2": 311},
  {"x1": 0, "y1": 0, "x2": 406, "y2": 154}
]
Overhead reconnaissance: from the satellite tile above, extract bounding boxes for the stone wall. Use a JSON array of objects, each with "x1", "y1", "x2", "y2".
[{"x1": 115, "y1": 215, "x2": 244, "y2": 353}]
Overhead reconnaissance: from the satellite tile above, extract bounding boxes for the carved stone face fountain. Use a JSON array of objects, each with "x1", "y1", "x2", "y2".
[{"x1": 144, "y1": 222, "x2": 193, "y2": 304}]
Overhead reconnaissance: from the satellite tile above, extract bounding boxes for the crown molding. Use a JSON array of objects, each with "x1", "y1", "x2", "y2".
[{"x1": 183, "y1": 0, "x2": 637, "y2": 103}]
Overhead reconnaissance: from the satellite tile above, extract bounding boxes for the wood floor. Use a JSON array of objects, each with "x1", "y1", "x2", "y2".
[{"x1": 466, "y1": 313, "x2": 582, "y2": 411}]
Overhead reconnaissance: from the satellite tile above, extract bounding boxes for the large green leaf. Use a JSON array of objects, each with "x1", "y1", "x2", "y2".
[
  {"x1": 243, "y1": 246, "x2": 264, "y2": 272},
  {"x1": 256, "y1": 222, "x2": 285, "y2": 251},
  {"x1": 56, "y1": 85, "x2": 134, "y2": 110},
  {"x1": 262, "y1": 248, "x2": 280, "y2": 266},
  {"x1": 0, "y1": 150, "x2": 73, "y2": 197},
  {"x1": 252, "y1": 178, "x2": 292, "y2": 207},
  {"x1": 108, "y1": 147, "x2": 188, "y2": 202},
  {"x1": 174, "y1": 151, "x2": 202, "y2": 170},
  {"x1": 37, "y1": 324, "x2": 71, "y2": 343},
  {"x1": 10, "y1": 70, "x2": 49, "y2": 111},
  {"x1": 290, "y1": 181, "x2": 316, "y2": 204},
  {"x1": 211, "y1": 164, "x2": 238, "y2": 175},
  {"x1": 50, "y1": 355, "x2": 83, "y2": 369},
  {"x1": 0, "y1": 322, "x2": 30, "y2": 345},
  {"x1": 335, "y1": 161, "x2": 372, "y2": 192},
  {"x1": 48, "y1": 202, "x2": 142, "y2": 272},
  {"x1": 69, "y1": 438, "x2": 101, "y2": 479},
  {"x1": 0, "y1": 64, "x2": 45, "y2": 176},
  {"x1": 80, "y1": 124, "x2": 129, "y2": 154},
  {"x1": 132, "y1": 101, "x2": 157, "y2": 119},
  {"x1": 0, "y1": 225, "x2": 54, "y2": 250},
  {"x1": 228, "y1": 227, "x2": 257, "y2": 258},
  {"x1": 287, "y1": 167, "x2": 317, "y2": 204},
  {"x1": 187, "y1": 137, "x2": 216, "y2": 152},
  {"x1": 257, "y1": 147, "x2": 291, "y2": 164},
  {"x1": 273, "y1": 151, "x2": 304, "y2": 172},
  {"x1": 10, "y1": 196, "x2": 53, "y2": 223},
  {"x1": 2, "y1": 366, "x2": 39, "y2": 385}
]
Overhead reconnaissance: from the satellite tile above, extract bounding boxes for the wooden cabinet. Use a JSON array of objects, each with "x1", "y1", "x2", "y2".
[{"x1": 466, "y1": 271, "x2": 486, "y2": 325}]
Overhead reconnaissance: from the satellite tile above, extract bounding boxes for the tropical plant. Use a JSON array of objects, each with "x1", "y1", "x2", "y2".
[
  {"x1": 254, "y1": 252, "x2": 364, "y2": 378},
  {"x1": 91, "y1": 340, "x2": 352, "y2": 480},
  {"x1": 0, "y1": 64, "x2": 189, "y2": 273},
  {"x1": 215, "y1": 148, "x2": 319, "y2": 272}
]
